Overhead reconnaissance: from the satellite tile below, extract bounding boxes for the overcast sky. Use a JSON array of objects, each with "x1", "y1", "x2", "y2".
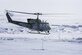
[{"x1": 0, "y1": 0, "x2": 82, "y2": 24}]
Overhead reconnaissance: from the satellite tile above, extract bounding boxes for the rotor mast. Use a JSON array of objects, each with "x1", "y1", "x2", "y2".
[{"x1": 36, "y1": 13, "x2": 40, "y2": 20}]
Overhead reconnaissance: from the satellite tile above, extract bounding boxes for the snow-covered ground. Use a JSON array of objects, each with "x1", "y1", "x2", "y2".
[
  {"x1": 0, "y1": 37, "x2": 82, "y2": 55},
  {"x1": 0, "y1": 14, "x2": 82, "y2": 55}
]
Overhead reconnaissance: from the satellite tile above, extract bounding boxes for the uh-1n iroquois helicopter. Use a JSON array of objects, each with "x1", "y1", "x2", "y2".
[{"x1": 6, "y1": 10, "x2": 51, "y2": 34}]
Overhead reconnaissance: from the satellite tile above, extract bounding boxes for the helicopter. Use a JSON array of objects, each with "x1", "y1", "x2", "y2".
[{"x1": 6, "y1": 10, "x2": 51, "y2": 34}]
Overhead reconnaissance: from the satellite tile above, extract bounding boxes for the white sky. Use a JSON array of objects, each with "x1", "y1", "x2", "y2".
[{"x1": 0, "y1": 0, "x2": 82, "y2": 24}]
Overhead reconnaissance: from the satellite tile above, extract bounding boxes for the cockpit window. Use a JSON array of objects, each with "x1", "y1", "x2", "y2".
[{"x1": 40, "y1": 23, "x2": 49, "y2": 27}]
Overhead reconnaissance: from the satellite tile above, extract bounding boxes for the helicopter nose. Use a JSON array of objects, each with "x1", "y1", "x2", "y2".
[{"x1": 44, "y1": 26, "x2": 51, "y2": 31}]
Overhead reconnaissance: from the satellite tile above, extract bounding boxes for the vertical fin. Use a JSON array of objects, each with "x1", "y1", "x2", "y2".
[{"x1": 6, "y1": 12, "x2": 12, "y2": 22}]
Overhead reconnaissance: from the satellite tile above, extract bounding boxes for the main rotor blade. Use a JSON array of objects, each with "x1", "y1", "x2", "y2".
[
  {"x1": 7, "y1": 10, "x2": 35, "y2": 15},
  {"x1": 42, "y1": 13, "x2": 71, "y2": 15},
  {"x1": 6, "y1": 10, "x2": 43, "y2": 15}
]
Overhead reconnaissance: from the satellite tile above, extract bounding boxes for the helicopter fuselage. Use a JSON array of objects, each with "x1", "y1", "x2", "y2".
[{"x1": 6, "y1": 12, "x2": 51, "y2": 33}]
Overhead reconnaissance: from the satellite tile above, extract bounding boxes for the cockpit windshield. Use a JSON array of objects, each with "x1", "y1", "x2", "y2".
[{"x1": 40, "y1": 23, "x2": 49, "y2": 28}]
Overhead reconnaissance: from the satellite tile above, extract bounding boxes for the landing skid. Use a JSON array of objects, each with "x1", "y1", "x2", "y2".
[{"x1": 27, "y1": 31, "x2": 50, "y2": 35}]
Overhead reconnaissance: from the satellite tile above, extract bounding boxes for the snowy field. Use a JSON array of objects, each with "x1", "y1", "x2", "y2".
[
  {"x1": 0, "y1": 32, "x2": 82, "y2": 55},
  {"x1": 0, "y1": 35, "x2": 82, "y2": 55}
]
